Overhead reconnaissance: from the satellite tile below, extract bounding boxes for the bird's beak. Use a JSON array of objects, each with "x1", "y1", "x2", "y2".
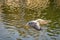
[
  {"x1": 25, "y1": 23, "x2": 29, "y2": 27},
  {"x1": 25, "y1": 23, "x2": 30, "y2": 29}
]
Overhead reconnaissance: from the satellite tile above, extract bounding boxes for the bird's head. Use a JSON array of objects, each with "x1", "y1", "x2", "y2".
[{"x1": 25, "y1": 21, "x2": 42, "y2": 31}]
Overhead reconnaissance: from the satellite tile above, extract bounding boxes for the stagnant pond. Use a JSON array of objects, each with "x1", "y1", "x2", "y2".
[{"x1": 0, "y1": 4, "x2": 60, "y2": 40}]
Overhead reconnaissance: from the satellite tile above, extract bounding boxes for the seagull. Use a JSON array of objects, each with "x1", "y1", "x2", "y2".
[{"x1": 25, "y1": 19, "x2": 51, "y2": 31}]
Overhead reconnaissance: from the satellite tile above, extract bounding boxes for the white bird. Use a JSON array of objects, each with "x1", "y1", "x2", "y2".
[{"x1": 26, "y1": 19, "x2": 51, "y2": 31}]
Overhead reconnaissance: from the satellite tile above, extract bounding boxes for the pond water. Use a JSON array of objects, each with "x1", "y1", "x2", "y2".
[{"x1": 0, "y1": 2, "x2": 60, "y2": 40}]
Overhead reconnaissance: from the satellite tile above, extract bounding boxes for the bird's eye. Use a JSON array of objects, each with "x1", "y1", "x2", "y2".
[
  {"x1": 29, "y1": 22, "x2": 32, "y2": 24},
  {"x1": 29, "y1": 22, "x2": 36, "y2": 24}
]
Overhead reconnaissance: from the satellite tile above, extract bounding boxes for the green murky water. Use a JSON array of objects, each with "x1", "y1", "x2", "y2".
[{"x1": 0, "y1": 0, "x2": 60, "y2": 40}]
